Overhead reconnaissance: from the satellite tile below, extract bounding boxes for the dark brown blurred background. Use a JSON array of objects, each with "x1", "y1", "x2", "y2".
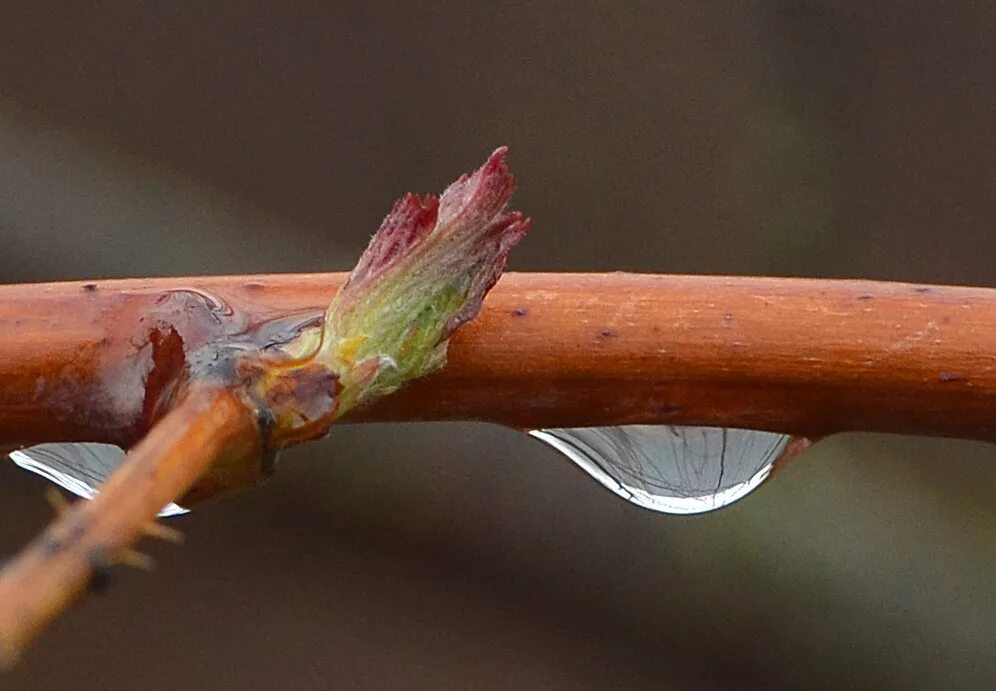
[{"x1": 1, "y1": 2, "x2": 994, "y2": 689}]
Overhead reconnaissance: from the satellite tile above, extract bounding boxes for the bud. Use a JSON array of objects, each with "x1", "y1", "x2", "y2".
[{"x1": 312, "y1": 147, "x2": 530, "y2": 414}]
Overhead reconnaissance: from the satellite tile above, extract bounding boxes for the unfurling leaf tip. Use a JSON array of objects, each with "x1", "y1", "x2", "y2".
[{"x1": 271, "y1": 147, "x2": 529, "y2": 423}]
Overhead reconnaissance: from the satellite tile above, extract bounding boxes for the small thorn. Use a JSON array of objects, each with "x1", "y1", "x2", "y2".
[
  {"x1": 44, "y1": 487, "x2": 70, "y2": 515},
  {"x1": 142, "y1": 521, "x2": 184, "y2": 544},
  {"x1": 116, "y1": 549, "x2": 155, "y2": 571}
]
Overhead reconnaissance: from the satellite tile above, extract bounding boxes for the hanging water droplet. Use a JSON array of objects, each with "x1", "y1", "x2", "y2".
[
  {"x1": 528, "y1": 425, "x2": 798, "y2": 514},
  {"x1": 8, "y1": 443, "x2": 188, "y2": 517}
]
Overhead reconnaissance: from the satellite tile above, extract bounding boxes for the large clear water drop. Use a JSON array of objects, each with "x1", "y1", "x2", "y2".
[
  {"x1": 529, "y1": 425, "x2": 794, "y2": 514},
  {"x1": 8, "y1": 443, "x2": 188, "y2": 517}
]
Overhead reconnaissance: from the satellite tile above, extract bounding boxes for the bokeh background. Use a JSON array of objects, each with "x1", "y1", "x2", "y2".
[{"x1": 1, "y1": 3, "x2": 994, "y2": 689}]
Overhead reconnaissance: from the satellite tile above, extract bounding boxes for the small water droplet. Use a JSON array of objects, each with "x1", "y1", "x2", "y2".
[
  {"x1": 528, "y1": 425, "x2": 796, "y2": 514},
  {"x1": 8, "y1": 443, "x2": 187, "y2": 517}
]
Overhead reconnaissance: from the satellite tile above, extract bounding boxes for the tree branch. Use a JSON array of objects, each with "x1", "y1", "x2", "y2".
[
  {"x1": 0, "y1": 270, "x2": 993, "y2": 664},
  {"x1": 1, "y1": 272, "x2": 994, "y2": 442},
  {"x1": 0, "y1": 385, "x2": 259, "y2": 666}
]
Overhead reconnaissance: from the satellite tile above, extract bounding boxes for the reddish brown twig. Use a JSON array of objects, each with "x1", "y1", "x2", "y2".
[
  {"x1": 0, "y1": 270, "x2": 994, "y2": 665},
  {"x1": 1, "y1": 273, "x2": 994, "y2": 442},
  {"x1": 0, "y1": 385, "x2": 259, "y2": 667}
]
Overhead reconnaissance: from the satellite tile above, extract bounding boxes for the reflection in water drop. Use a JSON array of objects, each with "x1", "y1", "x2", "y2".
[
  {"x1": 8, "y1": 443, "x2": 188, "y2": 517},
  {"x1": 529, "y1": 425, "x2": 793, "y2": 514}
]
